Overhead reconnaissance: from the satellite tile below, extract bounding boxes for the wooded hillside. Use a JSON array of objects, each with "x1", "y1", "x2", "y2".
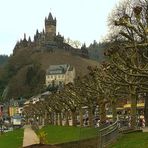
[{"x1": 0, "y1": 48, "x2": 98, "y2": 100}]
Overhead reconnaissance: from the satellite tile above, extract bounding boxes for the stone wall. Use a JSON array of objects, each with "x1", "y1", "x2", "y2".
[{"x1": 24, "y1": 137, "x2": 100, "y2": 148}]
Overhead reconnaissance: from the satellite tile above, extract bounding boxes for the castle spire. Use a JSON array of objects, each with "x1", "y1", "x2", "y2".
[
  {"x1": 83, "y1": 43, "x2": 86, "y2": 48},
  {"x1": 36, "y1": 29, "x2": 39, "y2": 35},
  {"x1": 24, "y1": 33, "x2": 26, "y2": 40},
  {"x1": 42, "y1": 29, "x2": 45, "y2": 34},
  {"x1": 48, "y1": 12, "x2": 53, "y2": 20},
  {"x1": 28, "y1": 36, "x2": 31, "y2": 42}
]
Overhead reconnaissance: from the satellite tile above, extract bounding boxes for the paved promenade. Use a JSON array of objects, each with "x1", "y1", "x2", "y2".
[
  {"x1": 23, "y1": 125, "x2": 39, "y2": 147},
  {"x1": 142, "y1": 127, "x2": 148, "y2": 132}
]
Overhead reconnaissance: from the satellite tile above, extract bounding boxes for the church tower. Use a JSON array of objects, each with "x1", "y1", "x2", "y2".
[{"x1": 45, "y1": 12, "x2": 56, "y2": 40}]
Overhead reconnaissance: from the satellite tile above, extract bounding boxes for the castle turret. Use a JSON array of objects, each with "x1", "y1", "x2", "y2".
[
  {"x1": 22, "y1": 33, "x2": 28, "y2": 47},
  {"x1": 28, "y1": 36, "x2": 31, "y2": 42},
  {"x1": 81, "y1": 43, "x2": 89, "y2": 58},
  {"x1": 45, "y1": 12, "x2": 56, "y2": 40},
  {"x1": 42, "y1": 29, "x2": 45, "y2": 35},
  {"x1": 24, "y1": 33, "x2": 26, "y2": 40},
  {"x1": 36, "y1": 29, "x2": 39, "y2": 35}
]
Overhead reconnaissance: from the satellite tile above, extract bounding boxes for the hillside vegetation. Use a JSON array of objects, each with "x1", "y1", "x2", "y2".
[
  {"x1": 0, "y1": 48, "x2": 98, "y2": 100},
  {"x1": 0, "y1": 55, "x2": 8, "y2": 67}
]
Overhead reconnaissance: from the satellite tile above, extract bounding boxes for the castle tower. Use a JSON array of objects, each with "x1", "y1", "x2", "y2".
[{"x1": 45, "y1": 12, "x2": 56, "y2": 40}]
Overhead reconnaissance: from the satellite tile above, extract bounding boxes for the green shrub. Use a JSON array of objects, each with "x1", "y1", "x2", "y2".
[{"x1": 37, "y1": 131, "x2": 48, "y2": 144}]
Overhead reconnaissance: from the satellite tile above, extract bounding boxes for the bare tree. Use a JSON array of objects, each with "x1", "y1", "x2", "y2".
[{"x1": 106, "y1": 0, "x2": 148, "y2": 127}]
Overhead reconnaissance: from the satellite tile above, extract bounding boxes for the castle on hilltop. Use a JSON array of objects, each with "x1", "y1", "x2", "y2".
[
  {"x1": 13, "y1": 12, "x2": 89, "y2": 58},
  {"x1": 14, "y1": 13, "x2": 65, "y2": 52}
]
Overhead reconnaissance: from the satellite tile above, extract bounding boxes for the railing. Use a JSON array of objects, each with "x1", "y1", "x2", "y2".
[
  {"x1": 117, "y1": 115, "x2": 141, "y2": 132},
  {"x1": 99, "y1": 120, "x2": 120, "y2": 148}
]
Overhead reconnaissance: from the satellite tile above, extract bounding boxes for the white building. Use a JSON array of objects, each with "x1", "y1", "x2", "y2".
[{"x1": 45, "y1": 64, "x2": 75, "y2": 87}]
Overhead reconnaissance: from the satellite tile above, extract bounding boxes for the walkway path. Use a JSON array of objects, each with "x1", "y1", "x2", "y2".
[
  {"x1": 23, "y1": 125, "x2": 39, "y2": 147},
  {"x1": 142, "y1": 127, "x2": 148, "y2": 132}
]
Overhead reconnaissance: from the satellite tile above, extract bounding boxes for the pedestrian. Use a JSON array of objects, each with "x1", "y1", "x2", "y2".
[{"x1": 142, "y1": 118, "x2": 145, "y2": 127}]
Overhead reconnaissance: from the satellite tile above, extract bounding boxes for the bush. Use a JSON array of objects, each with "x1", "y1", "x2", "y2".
[{"x1": 37, "y1": 131, "x2": 48, "y2": 144}]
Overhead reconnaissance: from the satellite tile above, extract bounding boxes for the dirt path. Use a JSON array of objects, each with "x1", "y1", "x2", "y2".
[{"x1": 23, "y1": 125, "x2": 39, "y2": 147}]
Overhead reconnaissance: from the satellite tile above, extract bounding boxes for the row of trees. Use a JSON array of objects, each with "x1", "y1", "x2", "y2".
[
  {"x1": 23, "y1": 72, "x2": 117, "y2": 127},
  {"x1": 23, "y1": 0, "x2": 148, "y2": 128}
]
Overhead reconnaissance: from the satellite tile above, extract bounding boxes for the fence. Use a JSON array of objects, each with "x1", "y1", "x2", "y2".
[
  {"x1": 117, "y1": 115, "x2": 142, "y2": 130},
  {"x1": 99, "y1": 120, "x2": 120, "y2": 148}
]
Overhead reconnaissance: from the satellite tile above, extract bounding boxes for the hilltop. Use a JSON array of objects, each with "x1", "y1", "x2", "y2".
[{"x1": 0, "y1": 48, "x2": 98, "y2": 100}]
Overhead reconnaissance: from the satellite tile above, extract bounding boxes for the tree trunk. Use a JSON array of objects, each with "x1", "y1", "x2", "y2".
[
  {"x1": 53, "y1": 113, "x2": 56, "y2": 125},
  {"x1": 71, "y1": 110, "x2": 77, "y2": 126},
  {"x1": 88, "y1": 107, "x2": 93, "y2": 127},
  {"x1": 46, "y1": 113, "x2": 50, "y2": 125},
  {"x1": 79, "y1": 108, "x2": 83, "y2": 127},
  {"x1": 112, "y1": 100, "x2": 117, "y2": 122},
  {"x1": 130, "y1": 86, "x2": 137, "y2": 129},
  {"x1": 40, "y1": 116, "x2": 43, "y2": 125},
  {"x1": 38, "y1": 116, "x2": 40, "y2": 125},
  {"x1": 44, "y1": 111, "x2": 48, "y2": 125},
  {"x1": 100, "y1": 103, "x2": 106, "y2": 125},
  {"x1": 65, "y1": 110, "x2": 69, "y2": 126},
  {"x1": 55, "y1": 113, "x2": 58, "y2": 125},
  {"x1": 59, "y1": 113, "x2": 62, "y2": 126},
  {"x1": 50, "y1": 112, "x2": 54, "y2": 125},
  {"x1": 144, "y1": 93, "x2": 148, "y2": 126}
]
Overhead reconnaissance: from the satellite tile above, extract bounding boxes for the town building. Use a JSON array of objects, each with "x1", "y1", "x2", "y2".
[{"x1": 45, "y1": 64, "x2": 75, "y2": 87}]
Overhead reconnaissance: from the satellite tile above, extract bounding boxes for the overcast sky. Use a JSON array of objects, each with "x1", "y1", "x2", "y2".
[{"x1": 0, "y1": 0, "x2": 120, "y2": 55}]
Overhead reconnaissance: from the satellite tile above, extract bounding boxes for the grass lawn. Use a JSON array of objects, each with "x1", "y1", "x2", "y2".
[
  {"x1": 39, "y1": 125, "x2": 99, "y2": 144},
  {"x1": 109, "y1": 132, "x2": 148, "y2": 148},
  {"x1": 0, "y1": 129, "x2": 24, "y2": 148}
]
